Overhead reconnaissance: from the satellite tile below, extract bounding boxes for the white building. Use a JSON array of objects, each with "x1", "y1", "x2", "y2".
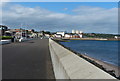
[
  {"x1": 72, "y1": 30, "x2": 76, "y2": 33},
  {"x1": 72, "y1": 30, "x2": 83, "y2": 34},
  {"x1": 65, "y1": 34, "x2": 71, "y2": 38},
  {"x1": 54, "y1": 34, "x2": 62, "y2": 38},
  {"x1": 76, "y1": 30, "x2": 80, "y2": 34},
  {"x1": 114, "y1": 36, "x2": 118, "y2": 39},
  {"x1": 78, "y1": 34, "x2": 83, "y2": 38},
  {"x1": 114, "y1": 36, "x2": 120, "y2": 39},
  {"x1": 56, "y1": 31, "x2": 65, "y2": 37},
  {"x1": 71, "y1": 30, "x2": 83, "y2": 38},
  {"x1": 30, "y1": 33, "x2": 37, "y2": 38},
  {"x1": 45, "y1": 34, "x2": 50, "y2": 38},
  {"x1": 79, "y1": 31, "x2": 83, "y2": 33}
]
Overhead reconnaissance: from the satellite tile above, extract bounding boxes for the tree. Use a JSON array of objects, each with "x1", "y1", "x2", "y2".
[{"x1": 0, "y1": 25, "x2": 8, "y2": 36}]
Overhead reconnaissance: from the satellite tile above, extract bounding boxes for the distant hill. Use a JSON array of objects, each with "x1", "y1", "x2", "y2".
[{"x1": 83, "y1": 33, "x2": 120, "y2": 38}]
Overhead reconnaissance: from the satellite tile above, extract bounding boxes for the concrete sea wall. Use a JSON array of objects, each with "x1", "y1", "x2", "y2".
[{"x1": 49, "y1": 39, "x2": 116, "y2": 79}]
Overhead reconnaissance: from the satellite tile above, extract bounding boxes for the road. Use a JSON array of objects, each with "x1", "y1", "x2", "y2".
[{"x1": 2, "y1": 38, "x2": 55, "y2": 80}]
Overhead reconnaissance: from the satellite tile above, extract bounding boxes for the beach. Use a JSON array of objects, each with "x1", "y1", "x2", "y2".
[{"x1": 78, "y1": 54, "x2": 120, "y2": 78}]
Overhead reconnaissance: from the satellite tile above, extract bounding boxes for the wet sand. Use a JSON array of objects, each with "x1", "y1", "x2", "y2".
[{"x1": 81, "y1": 54, "x2": 120, "y2": 77}]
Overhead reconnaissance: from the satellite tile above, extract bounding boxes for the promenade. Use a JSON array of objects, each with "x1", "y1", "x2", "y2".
[{"x1": 2, "y1": 38, "x2": 55, "y2": 79}]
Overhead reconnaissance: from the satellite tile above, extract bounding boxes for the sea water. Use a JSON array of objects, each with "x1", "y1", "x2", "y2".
[{"x1": 60, "y1": 40, "x2": 119, "y2": 67}]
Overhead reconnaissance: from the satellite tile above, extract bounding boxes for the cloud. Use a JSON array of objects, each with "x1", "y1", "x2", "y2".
[
  {"x1": 2, "y1": 4, "x2": 118, "y2": 34},
  {"x1": 63, "y1": 8, "x2": 68, "y2": 11},
  {"x1": 1, "y1": 0, "x2": 11, "y2": 2},
  {"x1": 0, "y1": 0, "x2": 11, "y2": 8},
  {"x1": 72, "y1": 6, "x2": 118, "y2": 33}
]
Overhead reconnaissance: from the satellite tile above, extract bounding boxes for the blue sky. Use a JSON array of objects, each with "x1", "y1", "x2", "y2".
[
  {"x1": 2, "y1": 2, "x2": 118, "y2": 34},
  {"x1": 8, "y1": 2, "x2": 118, "y2": 14}
]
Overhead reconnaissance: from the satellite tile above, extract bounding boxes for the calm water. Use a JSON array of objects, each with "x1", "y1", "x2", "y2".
[{"x1": 60, "y1": 40, "x2": 119, "y2": 66}]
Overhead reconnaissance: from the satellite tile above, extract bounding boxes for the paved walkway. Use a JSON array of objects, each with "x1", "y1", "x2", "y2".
[{"x1": 2, "y1": 38, "x2": 55, "y2": 79}]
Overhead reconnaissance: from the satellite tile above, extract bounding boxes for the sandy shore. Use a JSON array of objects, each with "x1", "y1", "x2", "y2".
[{"x1": 81, "y1": 54, "x2": 120, "y2": 77}]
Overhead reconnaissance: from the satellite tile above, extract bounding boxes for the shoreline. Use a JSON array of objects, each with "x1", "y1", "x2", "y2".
[
  {"x1": 81, "y1": 54, "x2": 120, "y2": 77},
  {"x1": 62, "y1": 38, "x2": 120, "y2": 41},
  {"x1": 54, "y1": 40, "x2": 120, "y2": 79}
]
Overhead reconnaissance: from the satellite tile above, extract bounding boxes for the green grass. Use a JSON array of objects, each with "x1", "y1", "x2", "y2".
[{"x1": 0, "y1": 36, "x2": 12, "y2": 39}]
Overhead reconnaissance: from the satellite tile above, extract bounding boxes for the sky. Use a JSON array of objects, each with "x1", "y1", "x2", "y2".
[
  {"x1": 1, "y1": 0, "x2": 119, "y2": 2},
  {"x1": 1, "y1": 2, "x2": 118, "y2": 34}
]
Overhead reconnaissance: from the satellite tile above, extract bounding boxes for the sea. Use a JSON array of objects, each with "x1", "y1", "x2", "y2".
[{"x1": 60, "y1": 40, "x2": 120, "y2": 67}]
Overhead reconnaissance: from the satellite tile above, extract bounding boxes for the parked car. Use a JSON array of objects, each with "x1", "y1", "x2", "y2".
[{"x1": 19, "y1": 37, "x2": 26, "y2": 42}]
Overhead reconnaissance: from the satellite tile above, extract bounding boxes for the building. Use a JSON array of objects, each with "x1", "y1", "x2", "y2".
[
  {"x1": 7, "y1": 28, "x2": 32, "y2": 38},
  {"x1": 54, "y1": 34, "x2": 62, "y2": 38},
  {"x1": 72, "y1": 30, "x2": 83, "y2": 34},
  {"x1": 38, "y1": 32, "x2": 43, "y2": 37},
  {"x1": 78, "y1": 34, "x2": 83, "y2": 38},
  {"x1": 56, "y1": 31, "x2": 65, "y2": 37},
  {"x1": 64, "y1": 34, "x2": 72, "y2": 38},
  {"x1": 76, "y1": 30, "x2": 80, "y2": 34},
  {"x1": 4, "y1": 31, "x2": 12, "y2": 36},
  {"x1": 79, "y1": 31, "x2": 83, "y2": 33},
  {"x1": 114, "y1": 36, "x2": 120, "y2": 39},
  {"x1": 72, "y1": 30, "x2": 76, "y2": 33},
  {"x1": 45, "y1": 34, "x2": 50, "y2": 38},
  {"x1": 71, "y1": 30, "x2": 83, "y2": 38},
  {"x1": 0, "y1": 25, "x2": 8, "y2": 36},
  {"x1": 31, "y1": 33, "x2": 37, "y2": 38},
  {"x1": 28, "y1": 29, "x2": 35, "y2": 33},
  {"x1": 72, "y1": 34, "x2": 80, "y2": 38}
]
